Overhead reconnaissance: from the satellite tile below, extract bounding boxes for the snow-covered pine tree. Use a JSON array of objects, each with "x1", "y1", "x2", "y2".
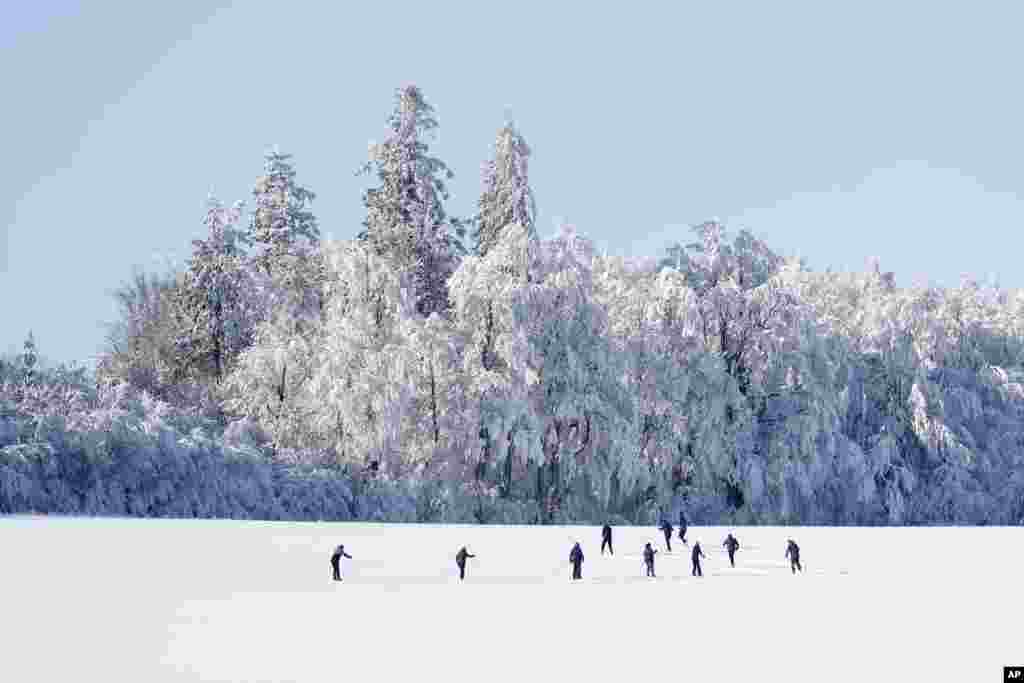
[
  {"x1": 20, "y1": 331, "x2": 39, "y2": 386},
  {"x1": 173, "y1": 195, "x2": 258, "y2": 384},
  {"x1": 463, "y1": 121, "x2": 536, "y2": 479},
  {"x1": 473, "y1": 120, "x2": 537, "y2": 257},
  {"x1": 248, "y1": 148, "x2": 323, "y2": 322},
  {"x1": 358, "y1": 84, "x2": 464, "y2": 317}
]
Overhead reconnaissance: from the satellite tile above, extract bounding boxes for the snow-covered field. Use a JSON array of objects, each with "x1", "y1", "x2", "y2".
[{"x1": 2, "y1": 517, "x2": 1018, "y2": 682}]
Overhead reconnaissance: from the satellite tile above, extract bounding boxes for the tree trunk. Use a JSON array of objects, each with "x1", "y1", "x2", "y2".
[
  {"x1": 429, "y1": 360, "x2": 440, "y2": 448},
  {"x1": 213, "y1": 298, "x2": 224, "y2": 382},
  {"x1": 501, "y1": 427, "x2": 516, "y2": 498}
]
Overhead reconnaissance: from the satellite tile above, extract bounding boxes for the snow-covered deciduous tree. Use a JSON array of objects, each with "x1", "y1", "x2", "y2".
[
  {"x1": 647, "y1": 222, "x2": 805, "y2": 514},
  {"x1": 674, "y1": 221, "x2": 796, "y2": 397},
  {"x1": 594, "y1": 256, "x2": 696, "y2": 512},
  {"x1": 222, "y1": 309, "x2": 323, "y2": 458},
  {"x1": 511, "y1": 225, "x2": 635, "y2": 521},
  {"x1": 358, "y1": 85, "x2": 464, "y2": 317},
  {"x1": 473, "y1": 120, "x2": 537, "y2": 257},
  {"x1": 449, "y1": 224, "x2": 537, "y2": 504},
  {"x1": 304, "y1": 241, "x2": 415, "y2": 474},
  {"x1": 396, "y1": 313, "x2": 473, "y2": 475},
  {"x1": 97, "y1": 267, "x2": 185, "y2": 399}
]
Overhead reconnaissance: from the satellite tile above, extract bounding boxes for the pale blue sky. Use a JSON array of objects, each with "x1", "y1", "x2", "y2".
[{"x1": 3, "y1": 1, "x2": 1023, "y2": 366}]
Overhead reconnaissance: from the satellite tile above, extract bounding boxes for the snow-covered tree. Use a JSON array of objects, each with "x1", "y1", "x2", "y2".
[
  {"x1": 513, "y1": 225, "x2": 635, "y2": 521},
  {"x1": 20, "y1": 332, "x2": 39, "y2": 386},
  {"x1": 396, "y1": 312, "x2": 473, "y2": 474},
  {"x1": 248, "y1": 148, "x2": 323, "y2": 322},
  {"x1": 173, "y1": 196, "x2": 258, "y2": 384},
  {"x1": 358, "y1": 84, "x2": 464, "y2": 317},
  {"x1": 249, "y1": 148, "x2": 320, "y2": 261},
  {"x1": 665, "y1": 221, "x2": 797, "y2": 398},
  {"x1": 449, "y1": 224, "x2": 535, "y2": 501},
  {"x1": 97, "y1": 267, "x2": 184, "y2": 398},
  {"x1": 594, "y1": 256, "x2": 697, "y2": 511},
  {"x1": 222, "y1": 308, "x2": 323, "y2": 457},
  {"x1": 473, "y1": 120, "x2": 537, "y2": 257},
  {"x1": 305, "y1": 241, "x2": 415, "y2": 473}
]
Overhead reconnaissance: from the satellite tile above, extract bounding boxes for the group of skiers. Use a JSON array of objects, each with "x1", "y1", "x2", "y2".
[
  {"x1": 579, "y1": 526, "x2": 800, "y2": 580},
  {"x1": 328, "y1": 521, "x2": 804, "y2": 582},
  {"x1": 603, "y1": 519, "x2": 707, "y2": 579}
]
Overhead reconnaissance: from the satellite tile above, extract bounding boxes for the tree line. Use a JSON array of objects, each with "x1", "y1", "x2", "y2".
[{"x1": 3, "y1": 84, "x2": 1023, "y2": 525}]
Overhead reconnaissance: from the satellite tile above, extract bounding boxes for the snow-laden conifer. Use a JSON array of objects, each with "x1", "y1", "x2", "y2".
[
  {"x1": 358, "y1": 85, "x2": 464, "y2": 317},
  {"x1": 173, "y1": 196, "x2": 258, "y2": 383},
  {"x1": 473, "y1": 120, "x2": 537, "y2": 257},
  {"x1": 248, "y1": 148, "x2": 323, "y2": 322}
]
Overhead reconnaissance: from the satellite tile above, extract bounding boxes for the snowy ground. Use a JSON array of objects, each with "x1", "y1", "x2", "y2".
[{"x1": 1, "y1": 517, "x2": 1019, "y2": 682}]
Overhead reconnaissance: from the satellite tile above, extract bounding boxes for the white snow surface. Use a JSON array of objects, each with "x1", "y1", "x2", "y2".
[{"x1": 1, "y1": 517, "x2": 1018, "y2": 682}]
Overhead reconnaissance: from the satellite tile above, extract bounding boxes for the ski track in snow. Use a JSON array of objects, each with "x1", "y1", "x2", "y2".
[{"x1": 1, "y1": 517, "x2": 1019, "y2": 682}]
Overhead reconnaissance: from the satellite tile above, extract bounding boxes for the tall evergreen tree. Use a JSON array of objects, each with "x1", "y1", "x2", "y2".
[
  {"x1": 250, "y1": 148, "x2": 319, "y2": 260},
  {"x1": 474, "y1": 120, "x2": 537, "y2": 257},
  {"x1": 20, "y1": 331, "x2": 39, "y2": 386},
  {"x1": 358, "y1": 84, "x2": 464, "y2": 317},
  {"x1": 173, "y1": 195, "x2": 257, "y2": 383},
  {"x1": 248, "y1": 148, "x2": 323, "y2": 320}
]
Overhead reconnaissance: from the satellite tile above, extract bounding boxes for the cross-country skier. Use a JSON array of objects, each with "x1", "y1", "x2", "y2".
[
  {"x1": 643, "y1": 542, "x2": 658, "y2": 578},
  {"x1": 330, "y1": 544, "x2": 352, "y2": 582},
  {"x1": 691, "y1": 541, "x2": 705, "y2": 577},
  {"x1": 659, "y1": 519, "x2": 674, "y2": 552},
  {"x1": 570, "y1": 542, "x2": 585, "y2": 580},
  {"x1": 785, "y1": 539, "x2": 802, "y2": 574},
  {"x1": 456, "y1": 546, "x2": 476, "y2": 581},
  {"x1": 723, "y1": 533, "x2": 740, "y2": 568},
  {"x1": 678, "y1": 512, "x2": 688, "y2": 544},
  {"x1": 601, "y1": 523, "x2": 613, "y2": 555}
]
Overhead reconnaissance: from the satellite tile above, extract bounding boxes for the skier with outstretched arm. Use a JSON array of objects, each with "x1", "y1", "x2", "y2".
[
  {"x1": 723, "y1": 533, "x2": 740, "y2": 568},
  {"x1": 569, "y1": 542, "x2": 585, "y2": 580},
  {"x1": 456, "y1": 546, "x2": 476, "y2": 581},
  {"x1": 330, "y1": 544, "x2": 353, "y2": 582}
]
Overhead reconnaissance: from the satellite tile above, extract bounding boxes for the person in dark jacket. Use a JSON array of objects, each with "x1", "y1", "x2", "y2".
[
  {"x1": 330, "y1": 544, "x2": 352, "y2": 582},
  {"x1": 659, "y1": 519, "x2": 674, "y2": 552},
  {"x1": 455, "y1": 546, "x2": 476, "y2": 581},
  {"x1": 643, "y1": 542, "x2": 658, "y2": 577},
  {"x1": 723, "y1": 533, "x2": 740, "y2": 568},
  {"x1": 678, "y1": 512, "x2": 688, "y2": 545},
  {"x1": 601, "y1": 523, "x2": 613, "y2": 555},
  {"x1": 785, "y1": 539, "x2": 802, "y2": 574},
  {"x1": 569, "y1": 542, "x2": 585, "y2": 580},
  {"x1": 691, "y1": 541, "x2": 705, "y2": 577}
]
